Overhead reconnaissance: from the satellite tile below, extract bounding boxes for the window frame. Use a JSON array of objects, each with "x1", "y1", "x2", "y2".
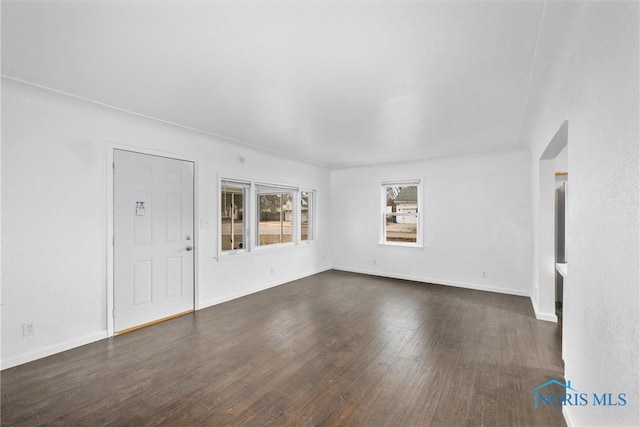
[
  {"x1": 219, "y1": 179, "x2": 251, "y2": 256},
  {"x1": 380, "y1": 180, "x2": 423, "y2": 248},
  {"x1": 300, "y1": 189, "x2": 315, "y2": 244},
  {"x1": 218, "y1": 178, "x2": 316, "y2": 257},
  {"x1": 255, "y1": 183, "x2": 298, "y2": 249}
]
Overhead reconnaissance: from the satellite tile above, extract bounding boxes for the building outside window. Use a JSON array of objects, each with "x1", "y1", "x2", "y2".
[
  {"x1": 257, "y1": 185, "x2": 295, "y2": 246},
  {"x1": 382, "y1": 181, "x2": 422, "y2": 246}
]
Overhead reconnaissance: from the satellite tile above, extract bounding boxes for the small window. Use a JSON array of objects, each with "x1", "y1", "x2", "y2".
[
  {"x1": 301, "y1": 191, "x2": 314, "y2": 242},
  {"x1": 220, "y1": 180, "x2": 249, "y2": 253},
  {"x1": 257, "y1": 185, "x2": 295, "y2": 246},
  {"x1": 382, "y1": 181, "x2": 421, "y2": 246}
]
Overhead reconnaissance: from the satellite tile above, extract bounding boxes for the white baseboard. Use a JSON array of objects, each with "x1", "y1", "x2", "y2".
[
  {"x1": 563, "y1": 405, "x2": 576, "y2": 426},
  {"x1": 534, "y1": 311, "x2": 558, "y2": 323},
  {"x1": 2, "y1": 266, "x2": 535, "y2": 370},
  {"x1": 2, "y1": 267, "x2": 331, "y2": 370},
  {"x1": 198, "y1": 266, "x2": 332, "y2": 310},
  {"x1": 529, "y1": 296, "x2": 558, "y2": 323},
  {"x1": 1, "y1": 331, "x2": 107, "y2": 370},
  {"x1": 332, "y1": 265, "x2": 531, "y2": 297}
]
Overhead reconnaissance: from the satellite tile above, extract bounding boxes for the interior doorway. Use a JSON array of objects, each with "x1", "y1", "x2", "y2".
[
  {"x1": 538, "y1": 120, "x2": 568, "y2": 360},
  {"x1": 555, "y1": 174, "x2": 567, "y2": 313}
]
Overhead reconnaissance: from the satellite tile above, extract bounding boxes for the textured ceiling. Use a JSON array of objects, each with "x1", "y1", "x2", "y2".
[{"x1": 2, "y1": 1, "x2": 549, "y2": 167}]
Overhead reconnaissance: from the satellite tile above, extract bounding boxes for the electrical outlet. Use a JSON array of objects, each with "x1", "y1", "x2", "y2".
[
  {"x1": 482, "y1": 271, "x2": 488, "y2": 279},
  {"x1": 23, "y1": 322, "x2": 35, "y2": 337},
  {"x1": 270, "y1": 268, "x2": 275, "y2": 275},
  {"x1": 373, "y1": 259, "x2": 377, "y2": 265}
]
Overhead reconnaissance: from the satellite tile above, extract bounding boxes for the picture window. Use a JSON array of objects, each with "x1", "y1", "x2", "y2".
[{"x1": 382, "y1": 181, "x2": 422, "y2": 246}]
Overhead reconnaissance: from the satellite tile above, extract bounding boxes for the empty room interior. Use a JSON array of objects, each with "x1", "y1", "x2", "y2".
[{"x1": 1, "y1": 1, "x2": 639, "y2": 426}]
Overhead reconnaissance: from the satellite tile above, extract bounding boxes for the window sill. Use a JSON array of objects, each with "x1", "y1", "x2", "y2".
[
  {"x1": 254, "y1": 242, "x2": 296, "y2": 252},
  {"x1": 217, "y1": 241, "x2": 312, "y2": 261},
  {"x1": 378, "y1": 242, "x2": 425, "y2": 250},
  {"x1": 216, "y1": 249, "x2": 249, "y2": 261}
]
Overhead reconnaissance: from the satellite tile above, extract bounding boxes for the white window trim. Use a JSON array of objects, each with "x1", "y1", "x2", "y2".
[
  {"x1": 256, "y1": 183, "x2": 299, "y2": 249},
  {"x1": 218, "y1": 178, "x2": 317, "y2": 257},
  {"x1": 218, "y1": 178, "x2": 251, "y2": 257},
  {"x1": 300, "y1": 189, "x2": 316, "y2": 245},
  {"x1": 380, "y1": 179, "x2": 423, "y2": 248}
]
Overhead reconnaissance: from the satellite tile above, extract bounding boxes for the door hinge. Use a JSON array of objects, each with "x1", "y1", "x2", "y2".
[{"x1": 112, "y1": 162, "x2": 115, "y2": 174}]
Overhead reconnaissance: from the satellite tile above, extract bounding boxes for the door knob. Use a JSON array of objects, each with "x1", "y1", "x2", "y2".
[{"x1": 186, "y1": 245, "x2": 193, "y2": 251}]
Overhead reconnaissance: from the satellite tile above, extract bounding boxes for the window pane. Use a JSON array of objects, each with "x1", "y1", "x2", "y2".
[
  {"x1": 384, "y1": 185, "x2": 419, "y2": 244},
  {"x1": 385, "y1": 214, "x2": 417, "y2": 243},
  {"x1": 221, "y1": 184, "x2": 246, "y2": 251},
  {"x1": 301, "y1": 191, "x2": 313, "y2": 241},
  {"x1": 258, "y1": 192, "x2": 293, "y2": 245}
]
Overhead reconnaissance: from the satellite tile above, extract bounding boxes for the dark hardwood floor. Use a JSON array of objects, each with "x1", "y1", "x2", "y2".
[{"x1": 1, "y1": 270, "x2": 566, "y2": 426}]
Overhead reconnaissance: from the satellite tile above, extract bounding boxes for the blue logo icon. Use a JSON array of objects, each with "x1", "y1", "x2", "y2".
[
  {"x1": 530, "y1": 379, "x2": 577, "y2": 409},
  {"x1": 530, "y1": 379, "x2": 627, "y2": 409}
]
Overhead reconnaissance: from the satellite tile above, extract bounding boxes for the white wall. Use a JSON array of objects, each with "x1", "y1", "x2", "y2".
[
  {"x1": 1, "y1": 78, "x2": 332, "y2": 368},
  {"x1": 523, "y1": 2, "x2": 639, "y2": 425},
  {"x1": 555, "y1": 144, "x2": 568, "y2": 174},
  {"x1": 331, "y1": 149, "x2": 532, "y2": 296}
]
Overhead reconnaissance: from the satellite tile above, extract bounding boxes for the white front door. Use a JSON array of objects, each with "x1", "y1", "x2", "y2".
[{"x1": 114, "y1": 149, "x2": 194, "y2": 333}]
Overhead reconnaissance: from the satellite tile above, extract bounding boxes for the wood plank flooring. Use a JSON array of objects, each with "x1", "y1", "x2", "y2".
[{"x1": 1, "y1": 270, "x2": 566, "y2": 426}]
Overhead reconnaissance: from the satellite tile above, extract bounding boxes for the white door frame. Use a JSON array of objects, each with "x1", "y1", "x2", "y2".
[
  {"x1": 106, "y1": 143, "x2": 199, "y2": 337},
  {"x1": 536, "y1": 121, "x2": 568, "y2": 319}
]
